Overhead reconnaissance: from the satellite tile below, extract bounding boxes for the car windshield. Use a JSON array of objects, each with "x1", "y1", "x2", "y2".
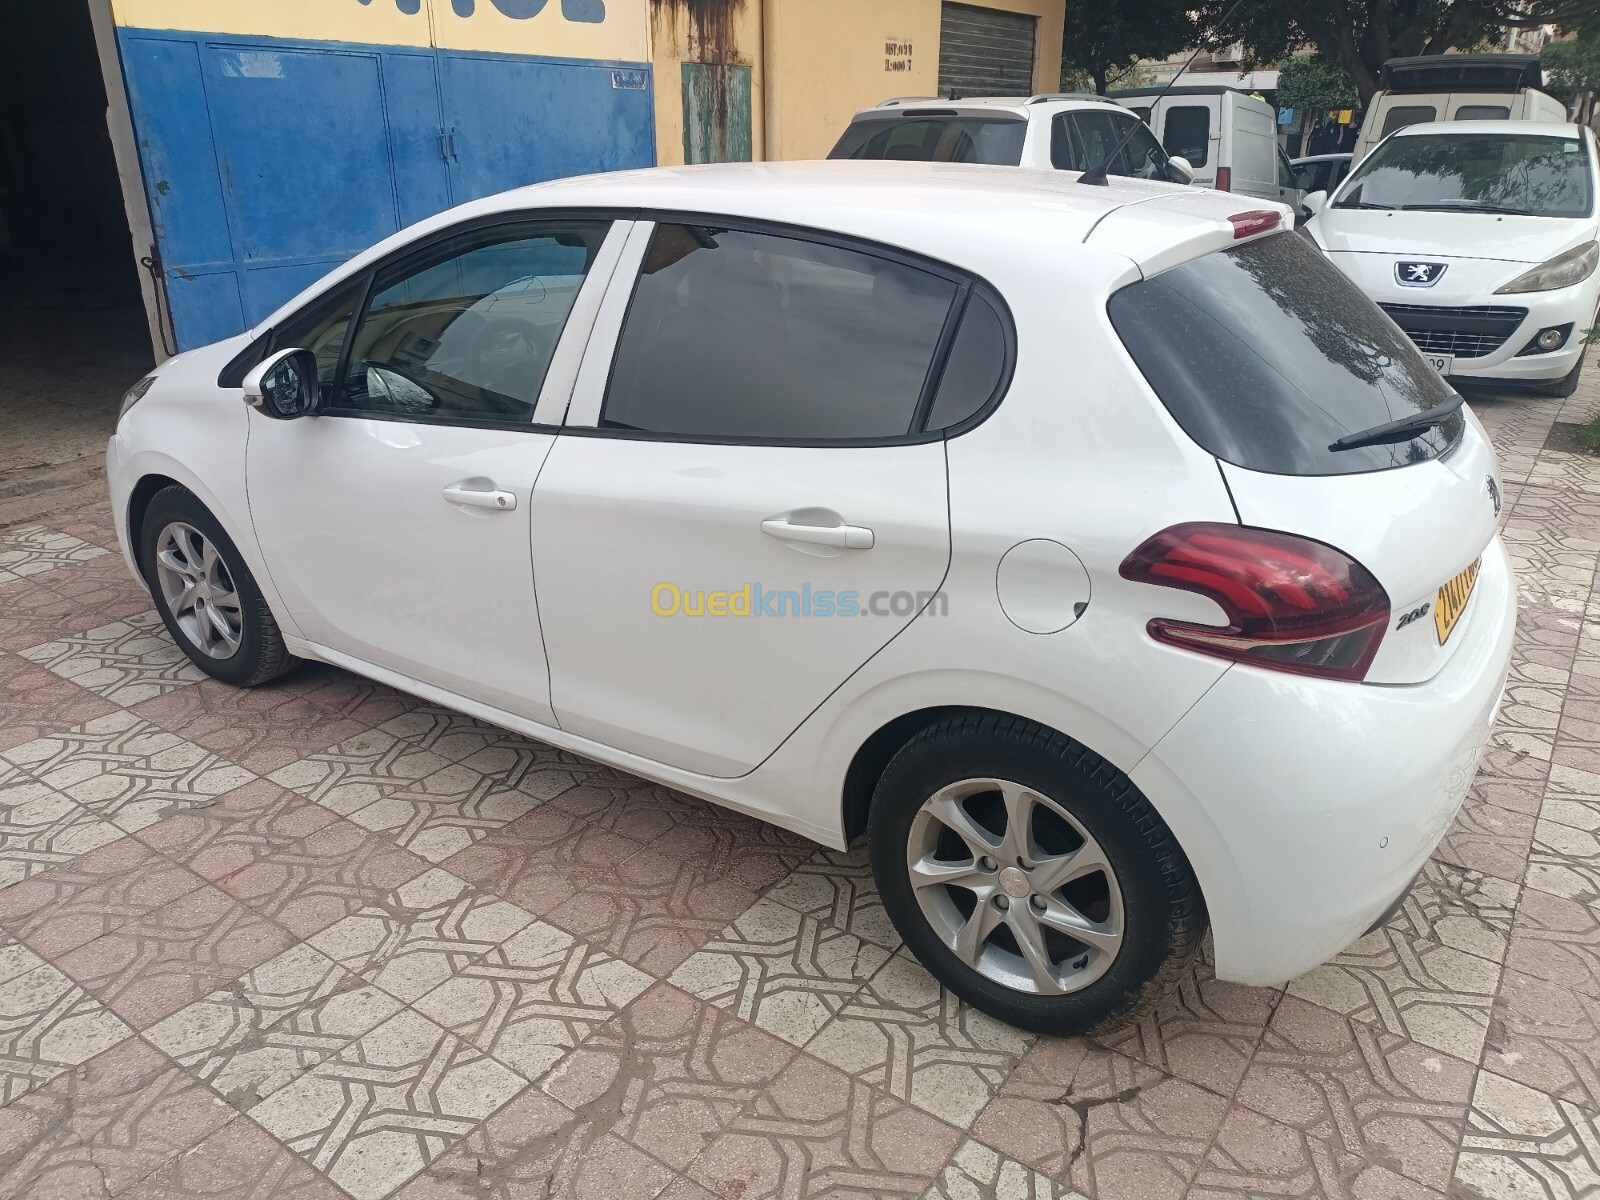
[
  {"x1": 1336, "y1": 132, "x2": 1593, "y2": 217},
  {"x1": 1108, "y1": 233, "x2": 1462, "y2": 477},
  {"x1": 828, "y1": 115, "x2": 1026, "y2": 165}
]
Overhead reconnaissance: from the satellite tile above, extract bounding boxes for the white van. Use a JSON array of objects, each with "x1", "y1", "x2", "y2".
[
  {"x1": 1353, "y1": 54, "x2": 1569, "y2": 162},
  {"x1": 1109, "y1": 85, "x2": 1300, "y2": 206}
]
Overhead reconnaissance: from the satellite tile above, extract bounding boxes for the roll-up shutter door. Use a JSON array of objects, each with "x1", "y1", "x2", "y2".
[{"x1": 938, "y1": 4, "x2": 1037, "y2": 99}]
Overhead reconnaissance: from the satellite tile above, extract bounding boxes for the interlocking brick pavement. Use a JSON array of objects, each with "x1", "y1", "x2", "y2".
[{"x1": 0, "y1": 353, "x2": 1596, "y2": 1199}]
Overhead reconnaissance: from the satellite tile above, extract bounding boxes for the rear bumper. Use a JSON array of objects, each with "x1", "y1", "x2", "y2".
[{"x1": 1131, "y1": 534, "x2": 1515, "y2": 985}]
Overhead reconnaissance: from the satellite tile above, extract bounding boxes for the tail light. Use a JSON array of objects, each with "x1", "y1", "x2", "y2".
[
  {"x1": 1227, "y1": 210, "x2": 1280, "y2": 239},
  {"x1": 1215, "y1": 166, "x2": 1232, "y2": 192},
  {"x1": 1119, "y1": 523, "x2": 1390, "y2": 681}
]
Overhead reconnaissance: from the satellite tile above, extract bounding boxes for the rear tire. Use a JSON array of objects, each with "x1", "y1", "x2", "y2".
[
  {"x1": 138, "y1": 485, "x2": 297, "y2": 687},
  {"x1": 867, "y1": 712, "x2": 1204, "y2": 1036}
]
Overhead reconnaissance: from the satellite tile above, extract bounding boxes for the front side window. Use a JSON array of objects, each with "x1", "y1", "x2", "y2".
[
  {"x1": 1109, "y1": 233, "x2": 1461, "y2": 476},
  {"x1": 1380, "y1": 105, "x2": 1436, "y2": 136},
  {"x1": 828, "y1": 115, "x2": 1027, "y2": 164},
  {"x1": 1161, "y1": 105, "x2": 1210, "y2": 167},
  {"x1": 1337, "y1": 132, "x2": 1593, "y2": 217},
  {"x1": 603, "y1": 224, "x2": 963, "y2": 441},
  {"x1": 337, "y1": 220, "x2": 610, "y2": 423},
  {"x1": 1052, "y1": 112, "x2": 1169, "y2": 179},
  {"x1": 1277, "y1": 148, "x2": 1297, "y2": 188},
  {"x1": 1295, "y1": 161, "x2": 1330, "y2": 193},
  {"x1": 271, "y1": 282, "x2": 361, "y2": 404}
]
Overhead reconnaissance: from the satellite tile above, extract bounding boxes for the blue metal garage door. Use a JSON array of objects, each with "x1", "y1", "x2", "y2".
[{"x1": 117, "y1": 29, "x2": 653, "y2": 350}]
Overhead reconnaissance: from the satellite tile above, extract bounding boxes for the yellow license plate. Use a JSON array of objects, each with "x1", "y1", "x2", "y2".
[{"x1": 1433, "y1": 558, "x2": 1481, "y2": 645}]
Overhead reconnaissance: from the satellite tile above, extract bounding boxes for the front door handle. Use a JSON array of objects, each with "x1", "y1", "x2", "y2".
[
  {"x1": 760, "y1": 517, "x2": 874, "y2": 549},
  {"x1": 443, "y1": 483, "x2": 517, "y2": 511}
]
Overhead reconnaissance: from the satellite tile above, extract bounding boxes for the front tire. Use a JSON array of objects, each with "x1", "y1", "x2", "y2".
[
  {"x1": 138, "y1": 485, "x2": 297, "y2": 687},
  {"x1": 868, "y1": 712, "x2": 1203, "y2": 1035},
  {"x1": 1537, "y1": 356, "x2": 1583, "y2": 398}
]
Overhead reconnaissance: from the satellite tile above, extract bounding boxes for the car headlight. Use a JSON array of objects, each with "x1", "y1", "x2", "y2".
[
  {"x1": 1496, "y1": 240, "x2": 1599, "y2": 294},
  {"x1": 118, "y1": 376, "x2": 155, "y2": 421}
]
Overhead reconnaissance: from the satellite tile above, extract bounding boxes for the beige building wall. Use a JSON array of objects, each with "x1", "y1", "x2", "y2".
[{"x1": 651, "y1": 0, "x2": 1065, "y2": 166}]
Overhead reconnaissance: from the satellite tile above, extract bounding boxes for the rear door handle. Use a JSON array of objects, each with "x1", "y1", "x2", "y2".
[
  {"x1": 443, "y1": 483, "x2": 517, "y2": 511},
  {"x1": 760, "y1": 517, "x2": 874, "y2": 549}
]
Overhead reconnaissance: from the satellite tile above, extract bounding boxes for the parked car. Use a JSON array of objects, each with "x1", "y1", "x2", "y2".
[
  {"x1": 110, "y1": 162, "x2": 1513, "y2": 1034},
  {"x1": 1305, "y1": 121, "x2": 1599, "y2": 396},
  {"x1": 828, "y1": 94, "x2": 1193, "y2": 184},
  {"x1": 1352, "y1": 54, "x2": 1569, "y2": 163},
  {"x1": 1291, "y1": 152, "x2": 1352, "y2": 197},
  {"x1": 1109, "y1": 84, "x2": 1301, "y2": 207}
]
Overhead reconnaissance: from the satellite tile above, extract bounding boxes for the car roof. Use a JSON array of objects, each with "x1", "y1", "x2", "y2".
[
  {"x1": 1290, "y1": 153, "x2": 1352, "y2": 163},
  {"x1": 258, "y1": 160, "x2": 1290, "y2": 334},
  {"x1": 1390, "y1": 120, "x2": 1585, "y2": 139},
  {"x1": 850, "y1": 95, "x2": 1129, "y2": 119}
]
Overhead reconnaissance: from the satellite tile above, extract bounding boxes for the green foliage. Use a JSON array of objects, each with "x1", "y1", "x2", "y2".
[
  {"x1": 1578, "y1": 411, "x2": 1600, "y2": 455},
  {"x1": 1191, "y1": 0, "x2": 1600, "y2": 103},
  {"x1": 1275, "y1": 55, "x2": 1360, "y2": 114},
  {"x1": 1061, "y1": 0, "x2": 1193, "y2": 94},
  {"x1": 1544, "y1": 33, "x2": 1600, "y2": 93}
]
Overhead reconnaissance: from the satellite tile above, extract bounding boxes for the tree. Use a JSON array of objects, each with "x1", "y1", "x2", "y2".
[
  {"x1": 1275, "y1": 54, "x2": 1360, "y2": 115},
  {"x1": 1544, "y1": 31, "x2": 1600, "y2": 94},
  {"x1": 1192, "y1": 1, "x2": 1600, "y2": 104},
  {"x1": 1060, "y1": 0, "x2": 1195, "y2": 95}
]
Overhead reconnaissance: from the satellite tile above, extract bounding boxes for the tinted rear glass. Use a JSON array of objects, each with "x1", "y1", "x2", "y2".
[
  {"x1": 1381, "y1": 105, "x2": 1436, "y2": 135},
  {"x1": 829, "y1": 115, "x2": 1026, "y2": 164},
  {"x1": 1108, "y1": 233, "x2": 1462, "y2": 476}
]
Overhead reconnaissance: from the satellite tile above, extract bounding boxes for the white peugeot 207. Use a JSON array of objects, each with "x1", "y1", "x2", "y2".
[
  {"x1": 109, "y1": 162, "x2": 1513, "y2": 1034},
  {"x1": 1305, "y1": 121, "x2": 1600, "y2": 397}
]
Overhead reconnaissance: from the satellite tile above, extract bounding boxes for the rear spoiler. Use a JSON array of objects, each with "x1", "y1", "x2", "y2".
[{"x1": 1380, "y1": 54, "x2": 1542, "y2": 94}]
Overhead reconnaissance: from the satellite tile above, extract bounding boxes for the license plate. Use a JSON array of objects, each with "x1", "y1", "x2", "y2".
[
  {"x1": 1423, "y1": 352, "x2": 1454, "y2": 375},
  {"x1": 1434, "y1": 558, "x2": 1481, "y2": 645}
]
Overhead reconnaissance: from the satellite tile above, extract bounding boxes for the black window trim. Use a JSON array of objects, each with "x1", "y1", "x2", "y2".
[
  {"x1": 219, "y1": 206, "x2": 1017, "y2": 445},
  {"x1": 216, "y1": 207, "x2": 639, "y2": 438},
  {"x1": 573, "y1": 209, "x2": 1017, "y2": 450}
]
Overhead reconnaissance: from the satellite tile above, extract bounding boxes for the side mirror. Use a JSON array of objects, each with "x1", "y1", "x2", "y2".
[
  {"x1": 243, "y1": 348, "x2": 320, "y2": 420},
  {"x1": 1301, "y1": 190, "x2": 1328, "y2": 218},
  {"x1": 1166, "y1": 155, "x2": 1194, "y2": 185}
]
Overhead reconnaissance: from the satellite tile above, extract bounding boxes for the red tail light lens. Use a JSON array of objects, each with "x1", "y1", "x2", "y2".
[
  {"x1": 1119, "y1": 523, "x2": 1390, "y2": 681},
  {"x1": 1228, "y1": 210, "x2": 1281, "y2": 239},
  {"x1": 1215, "y1": 166, "x2": 1232, "y2": 192}
]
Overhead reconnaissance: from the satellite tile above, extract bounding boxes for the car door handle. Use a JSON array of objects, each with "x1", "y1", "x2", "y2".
[
  {"x1": 442, "y1": 483, "x2": 517, "y2": 511},
  {"x1": 760, "y1": 517, "x2": 874, "y2": 549}
]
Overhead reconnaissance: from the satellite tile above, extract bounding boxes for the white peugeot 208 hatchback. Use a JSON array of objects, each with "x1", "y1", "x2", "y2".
[{"x1": 108, "y1": 162, "x2": 1514, "y2": 1034}]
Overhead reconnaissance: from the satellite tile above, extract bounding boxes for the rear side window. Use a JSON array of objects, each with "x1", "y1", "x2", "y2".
[
  {"x1": 1161, "y1": 106, "x2": 1210, "y2": 166},
  {"x1": 1381, "y1": 105, "x2": 1436, "y2": 135},
  {"x1": 1455, "y1": 105, "x2": 1510, "y2": 121},
  {"x1": 1108, "y1": 233, "x2": 1462, "y2": 476},
  {"x1": 603, "y1": 225, "x2": 964, "y2": 441},
  {"x1": 829, "y1": 115, "x2": 1026, "y2": 164}
]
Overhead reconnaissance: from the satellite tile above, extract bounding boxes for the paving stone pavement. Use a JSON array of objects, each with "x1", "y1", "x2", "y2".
[{"x1": 0, "y1": 356, "x2": 1597, "y2": 1199}]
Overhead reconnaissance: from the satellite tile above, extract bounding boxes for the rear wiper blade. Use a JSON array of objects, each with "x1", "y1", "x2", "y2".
[{"x1": 1329, "y1": 394, "x2": 1463, "y2": 452}]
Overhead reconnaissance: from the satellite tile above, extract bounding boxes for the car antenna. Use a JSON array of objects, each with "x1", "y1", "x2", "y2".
[{"x1": 1079, "y1": 0, "x2": 1246, "y2": 186}]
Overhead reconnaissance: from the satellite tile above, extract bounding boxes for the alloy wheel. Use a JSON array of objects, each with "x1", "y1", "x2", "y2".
[
  {"x1": 906, "y1": 776, "x2": 1124, "y2": 995},
  {"x1": 153, "y1": 521, "x2": 243, "y2": 659}
]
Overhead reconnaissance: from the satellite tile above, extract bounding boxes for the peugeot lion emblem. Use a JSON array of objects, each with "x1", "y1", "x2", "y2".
[
  {"x1": 1396, "y1": 261, "x2": 1447, "y2": 287},
  {"x1": 1487, "y1": 475, "x2": 1502, "y2": 517}
]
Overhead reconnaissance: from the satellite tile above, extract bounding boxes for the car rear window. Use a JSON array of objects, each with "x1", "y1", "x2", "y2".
[
  {"x1": 1108, "y1": 233, "x2": 1463, "y2": 476},
  {"x1": 829, "y1": 114, "x2": 1026, "y2": 164},
  {"x1": 1160, "y1": 105, "x2": 1210, "y2": 166}
]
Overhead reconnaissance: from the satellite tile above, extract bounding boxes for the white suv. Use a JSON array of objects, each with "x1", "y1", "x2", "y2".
[
  {"x1": 829, "y1": 94, "x2": 1196, "y2": 185},
  {"x1": 108, "y1": 162, "x2": 1513, "y2": 1034}
]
